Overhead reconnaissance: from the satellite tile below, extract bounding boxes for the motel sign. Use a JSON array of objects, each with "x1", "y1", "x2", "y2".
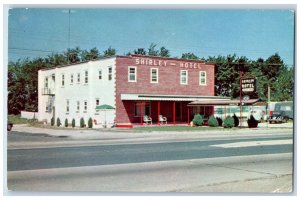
[{"x1": 241, "y1": 76, "x2": 256, "y2": 93}]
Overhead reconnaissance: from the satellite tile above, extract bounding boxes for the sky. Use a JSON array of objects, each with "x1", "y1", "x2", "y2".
[{"x1": 7, "y1": 8, "x2": 295, "y2": 66}]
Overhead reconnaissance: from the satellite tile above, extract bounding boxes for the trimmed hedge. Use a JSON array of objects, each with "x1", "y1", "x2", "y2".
[
  {"x1": 208, "y1": 115, "x2": 218, "y2": 127},
  {"x1": 223, "y1": 116, "x2": 234, "y2": 128},
  {"x1": 65, "y1": 118, "x2": 68, "y2": 127},
  {"x1": 51, "y1": 117, "x2": 55, "y2": 126},
  {"x1": 56, "y1": 117, "x2": 61, "y2": 127},
  {"x1": 216, "y1": 117, "x2": 223, "y2": 126},
  {"x1": 247, "y1": 115, "x2": 258, "y2": 128},
  {"x1": 232, "y1": 114, "x2": 239, "y2": 127},
  {"x1": 80, "y1": 117, "x2": 85, "y2": 128},
  {"x1": 72, "y1": 118, "x2": 75, "y2": 128},
  {"x1": 88, "y1": 117, "x2": 93, "y2": 128},
  {"x1": 192, "y1": 114, "x2": 203, "y2": 126}
]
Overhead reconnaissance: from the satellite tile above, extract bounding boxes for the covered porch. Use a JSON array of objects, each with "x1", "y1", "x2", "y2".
[{"x1": 119, "y1": 94, "x2": 229, "y2": 127}]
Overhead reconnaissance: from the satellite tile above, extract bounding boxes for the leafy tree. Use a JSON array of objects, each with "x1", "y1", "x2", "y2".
[
  {"x1": 272, "y1": 66, "x2": 294, "y2": 101},
  {"x1": 72, "y1": 118, "x2": 75, "y2": 128},
  {"x1": 181, "y1": 52, "x2": 198, "y2": 60},
  {"x1": 65, "y1": 118, "x2": 68, "y2": 127},
  {"x1": 88, "y1": 117, "x2": 93, "y2": 128},
  {"x1": 81, "y1": 47, "x2": 100, "y2": 61},
  {"x1": 57, "y1": 117, "x2": 61, "y2": 127},
  {"x1": 223, "y1": 116, "x2": 234, "y2": 128},
  {"x1": 65, "y1": 47, "x2": 81, "y2": 64},
  {"x1": 148, "y1": 43, "x2": 159, "y2": 56},
  {"x1": 208, "y1": 115, "x2": 218, "y2": 127},
  {"x1": 80, "y1": 117, "x2": 85, "y2": 128},
  {"x1": 103, "y1": 46, "x2": 116, "y2": 56},
  {"x1": 159, "y1": 47, "x2": 170, "y2": 57},
  {"x1": 134, "y1": 48, "x2": 146, "y2": 55},
  {"x1": 192, "y1": 114, "x2": 203, "y2": 126}
]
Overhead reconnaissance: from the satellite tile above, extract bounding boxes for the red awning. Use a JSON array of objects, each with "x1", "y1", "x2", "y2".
[{"x1": 188, "y1": 99, "x2": 261, "y2": 106}]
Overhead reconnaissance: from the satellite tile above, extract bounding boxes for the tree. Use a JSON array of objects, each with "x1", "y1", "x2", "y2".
[
  {"x1": 181, "y1": 52, "x2": 198, "y2": 60},
  {"x1": 272, "y1": 66, "x2": 294, "y2": 101},
  {"x1": 148, "y1": 43, "x2": 159, "y2": 56},
  {"x1": 65, "y1": 47, "x2": 81, "y2": 64},
  {"x1": 159, "y1": 47, "x2": 170, "y2": 57},
  {"x1": 103, "y1": 46, "x2": 116, "y2": 56},
  {"x1": 133, "y1": 48, "x2": 146, "y2": 55},
  {"x1": 81, "y1": 47, "x2": 100, "y2": 61}
]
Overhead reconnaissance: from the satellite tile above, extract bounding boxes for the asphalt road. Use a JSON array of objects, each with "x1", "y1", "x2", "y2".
[
  {"x1": 8, "y1": 135, "x2": 293, "y2": 171},
  {"x1": 6, "y1": 129, "x2": 294, "y2": 192}
]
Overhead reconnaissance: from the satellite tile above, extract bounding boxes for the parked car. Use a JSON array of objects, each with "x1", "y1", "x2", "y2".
[
  {"x1": 269, "y1": 102, "x2": 293, "y2": 123},
  {"x1": 7, "y1": 122, "x2": 13, "y2": 131}
]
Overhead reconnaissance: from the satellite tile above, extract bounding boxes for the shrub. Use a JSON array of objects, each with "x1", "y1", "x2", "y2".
[
  {"x1": 247, "y1": 115, "x2": 258, "y2": 128},
  {"x1": 208, "y1": 115, "x2": 218, "y2": 127},
  {"x1": 65, "y1": 118, "x2": 68, "y2": 127},
  {"x1": 72, "y1": 118, "x2": 75, "y2": 128},
  {"x1": 51, "y1": 117, "x2": 55, "y2": 126},
  {"x1": 56, "y1": 117, "x2": 61, "y2": 127},
  {"x1": 80, "y1": 117, "x2": 85, "y2": 128},
  {"x1": 192, "y1": 114, "x2": 203, "y2": 126},
  {"x1": 223, "y1": 116, "x2": 234, "y2": 128},
  {"x1": 216, "y1": 117, "x2": 223, "y2": 126},
  {"x1": 88, "y1": 117, "x2": 93, "y2": 128},
  {"x1": 232, "y1": 114, "x2": 239, "y2": 127}
]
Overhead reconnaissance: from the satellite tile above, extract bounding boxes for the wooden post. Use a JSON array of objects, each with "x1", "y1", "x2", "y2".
[
  {"x1": 187, "y1": 107, "x2": 190, "y2": 125},
  {"x1": 173, "y1": 101, "x2": 176, "y2": 125},
  {"x1": 140, "y1": 101, "x2": 143, "y2": 125},
  {"x1": 158, "y1": 101, "x2": 160, "y2": 125}
]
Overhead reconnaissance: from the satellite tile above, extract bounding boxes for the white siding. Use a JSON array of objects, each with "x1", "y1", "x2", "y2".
[{"x1": 38, "y1": 58, "x2": 116, "y2": 127}]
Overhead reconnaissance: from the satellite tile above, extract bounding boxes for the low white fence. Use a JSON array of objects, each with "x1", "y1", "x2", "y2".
[{"x1": 20, "y1": 111, "x2": 39, "y2": 119}]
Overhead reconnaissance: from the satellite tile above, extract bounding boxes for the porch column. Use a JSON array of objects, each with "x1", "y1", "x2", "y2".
[
  {"x1": 173, "y1": 101, "x2": 176, "y2": 125},
  {"x1": 140, "y1": 101, "x2": 143, "y2": 125},
  {"x1": 158, "y1": 101, "x2": 160, "y2": 125},
  {"x1": 187, "y1": 106, "x2": 190, "y2": 125}
]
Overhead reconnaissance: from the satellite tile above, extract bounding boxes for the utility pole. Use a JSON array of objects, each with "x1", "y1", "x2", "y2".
[{"x1": 240, "y1": 71, "x2": 243, "y2": 128}]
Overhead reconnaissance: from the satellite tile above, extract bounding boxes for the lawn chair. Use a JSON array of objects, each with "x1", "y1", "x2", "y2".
[
  {"x1": 143, "y1": 115, "x2": 152, "y2": 125},
  {"x1": 159, "y1": 115, "x2": 167, "y2": 124}
]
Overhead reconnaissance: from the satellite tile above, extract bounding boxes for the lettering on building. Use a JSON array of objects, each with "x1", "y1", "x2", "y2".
[{"x1": 135, "y1": 58, "x2": 203, "y2": 69}]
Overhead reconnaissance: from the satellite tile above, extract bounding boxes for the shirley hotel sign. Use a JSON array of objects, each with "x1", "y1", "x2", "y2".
[{"x1": 135, "y1": 57, "x2": 205, "y2": 69}]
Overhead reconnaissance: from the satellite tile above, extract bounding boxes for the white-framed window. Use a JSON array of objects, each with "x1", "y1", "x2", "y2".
[
  {"x1": 66, "y1": 100, "x2": 70, "y2": 113},
  {"x1": 99, "y1": 70, "x2": 102, "y2": 80},
  {"x1": 61, "y1": 74, "x2": 65, "y2": 86},
  {"x1": 77, "y1": 73, "x2": 80, "y2": 83},
  {"x1": 150, "y1": 68, "x2": 158, "y2": 83},
  {"x1": 128, "y1": 66, "x2": 137, "y2": 82},
  {"x1": 199, "y1": 71, "x2": 207, "y2": 85},
  {"x1": 108, "y1": 67, "x2": 112, "y2": 80},
  {"x1": 180, "y1": 70, "x2": 188, "y2": 85},
  {"x1": 70, "y1": 74, "x2": 74, "y2": 84},
  {"x1": 85, "y1": 70, "x2": 88, "y2": 84},
  {"x1": 84, "y1": 100, "x2": 88, "y2": 111},
  {"x1": 44, "y1": 77, "x2": 48, "y2": 88},
  {"x1": 76, "y1": 101, "x2": 80, "y2": 112}
]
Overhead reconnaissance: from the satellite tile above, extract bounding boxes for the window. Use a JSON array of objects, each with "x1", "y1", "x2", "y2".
[
  {"x1": 77, "y1": 73, "x2": 80, "y2": 83},
  {"x1": 61, "y1": 74, "x2": 65, "y2": 86},
  {"x1": 85, "y1": 71, "x2": 88, "y2": 84},
  {"x1": 66, "y1": 100, "x2": 69, "y2": 113},
  {"x1": 150, "y1": 68, "x2": 158, "y2": 83},
  {"x1": 128, "y1": 66, "x2": 137, "y2": 82},
  {"x1": 70, "y1": 74, "x2": 74, "y2": 84},
  {"x1": 96, "y1": 98, "x2": 100, "y2": 106},
  {"x1": 180, "y1": 70, "x2": 188, "y2": 85},
  {"x1": 84, "y1": 101, "x2": 87, "y2": 111},
  {"x1": 76, "y1": 101, "x2": 80, "y2": 112},
  {"x1": 99, "y1": 70, "x2": 102, "y2": 80},
  {"x1": 108, "y1": 67, "x2": 112, "y2": 80},
  {"x1": 199, "y1": 71, "x2": 207, "y2": 85},
  {"x1": 134, "y1": 102, "x2": 151, "y2": 117},
  {"x1": 44, "y1": 77, "x2": 48, "y2": 88}
]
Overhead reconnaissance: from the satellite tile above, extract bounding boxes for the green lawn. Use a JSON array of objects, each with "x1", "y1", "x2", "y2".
[
  {"x1": 132, "y1": 125, "x2": 234, "y2": 132},
  {"x1": 8, "y1": 115, "x2": 31, "y2": 124}
]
